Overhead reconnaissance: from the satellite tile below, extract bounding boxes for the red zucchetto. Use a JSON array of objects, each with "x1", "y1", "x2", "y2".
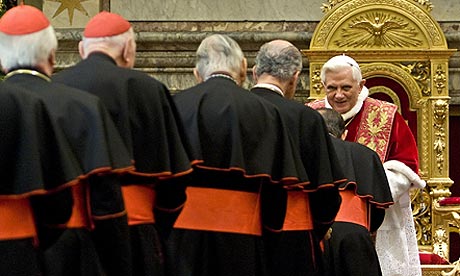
[
  {"x1": 83, "y1": 11, "x2": 131, "y2": 38},
  {"x1": 0, "y1": 4, "x2": 50, "y2": 35}
]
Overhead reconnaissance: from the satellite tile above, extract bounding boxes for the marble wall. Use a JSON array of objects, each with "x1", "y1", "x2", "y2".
[{"x1": 110, "y1": 0, "x2": 460, "y2": 22}]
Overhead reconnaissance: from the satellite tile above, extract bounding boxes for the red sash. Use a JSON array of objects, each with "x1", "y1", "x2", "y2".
[
  {"x1": 335, "y1": 190, "x2": 370, "y2": 230},
  {"x1": 66, "y1": 183, "x2": 92, "y2": 229},
  {"x1": 0, "y1": 198, "x2": 37, "y2": 241},
  {"x1": 283, "y1": 191, "x2": 313, "y2": 231},
  {"x1": 122, "y1": 185, "x2": 156, "y2": 226},
  {"x1": 174, "y1": 187, "x2": 262, "y2": 236}
]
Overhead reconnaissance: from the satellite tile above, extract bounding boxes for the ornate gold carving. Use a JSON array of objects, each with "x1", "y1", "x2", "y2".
[
  {"x1": 434, "y1": 64, "x2": 447, "y2": 95},
  {"x1": 335, "y1": 12, "x2": 422, "y2": 48},
  {"x1": 413, "y1": 188, "x2": 432, "y2": 246},
  {"x1": 441, "y1": 261, "x2": 460, "y2": 276},
  {"x1": 311, "y1": 67, "x2": 323, "y2": 96},
  {"x1": 321, "y1": 0, "x2": 434, "y2": 14},
  {"x1": 433, "y1": 100, "x2": 448, "y2": 174},
  {"x1": 400, "y1": 62, "x2": 431, "y2": 96},
  {"x1": 418, "y1": 98, "x2": 430, "y2": 178},
  {"x1": 313, "y1": 0, "x2": 443, "y2": 48},
  {"x1": 433, "y1": 227, "x2": 449, "y2": 260},
  {"x1": 321, "y1": 0, "x2": 345, "y2": 13},
  {"x1": 414, "y1": 0, "x2": 434, "y2": 12},
  {"x1": 0, "y1": 0, "x2": 5, "y2": 17},
  {"x1": 361, "y1": 62, "x2": 424, "y2": 104}
]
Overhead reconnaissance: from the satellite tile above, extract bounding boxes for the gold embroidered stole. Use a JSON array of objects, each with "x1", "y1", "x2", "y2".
[
  {"x1": 356, "y1": 98, "x2": 397, "y2": 162},
  {"x1": 306, "y1": 98, "x2": 397, "y2": 162}
]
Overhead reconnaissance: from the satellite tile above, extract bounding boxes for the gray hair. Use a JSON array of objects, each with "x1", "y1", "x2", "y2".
[
  {"x1": 317, "y1": 107, "x2": 345, "y2": 138},
  {"x1": 80, "y1": 28, "x2": 135, "y2": 55},
  {"x1": 195, "y1": 34, "x2": 244, "y2": 80},
  {"x1": 0, "y1": 25, "x2": 57, "y2": 71},
  {"x1": 254, "y1": 42, "x2": 302, "y2": 81},
  {"x1": 320, "y1": 54, "x2": 362, "y2": 84}
]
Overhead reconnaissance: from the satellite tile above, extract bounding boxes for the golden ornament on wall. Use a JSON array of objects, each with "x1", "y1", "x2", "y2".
[{"x1": 46, "y1": 0, "x2": 89, "y2": 25}]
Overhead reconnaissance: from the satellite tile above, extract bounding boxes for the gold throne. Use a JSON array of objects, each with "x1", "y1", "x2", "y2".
[{"x1": 303, "y1": 0, "x2": 459, "y2": 274}]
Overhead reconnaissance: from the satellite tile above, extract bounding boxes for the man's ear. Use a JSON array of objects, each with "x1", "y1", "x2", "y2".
[
  {"x1": 285, "y1": 70, "x2": 301, "y2": 99},
  {"x1": 78, "y1": 41, "x2": 86, "y2": 59},
  {"x1": 359, "y1": 79, "x2": 366, "y2": 92},
  {"x1": 239, "y1": 58, "x2": 248, "y2": 85},
  {"x1": 193, "y1": 68, "x2": 203, "y2": 83},
  {"x1": 252, "y1": 65, "x2": 258, "y2": 83},
  {"x1": 122, "y1": 38, "x2": 135, "y2": 65},
  {"x1": 48, "y1": 49, "x2": 56, "y2": 67},
  {"x1": 292, "y1": 70, "x2": 300, "y2": 85}
]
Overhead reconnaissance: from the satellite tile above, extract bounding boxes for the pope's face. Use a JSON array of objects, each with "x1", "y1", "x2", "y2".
[{"x1": 323, "y1": 67, "x2": 364, "y2": 114}]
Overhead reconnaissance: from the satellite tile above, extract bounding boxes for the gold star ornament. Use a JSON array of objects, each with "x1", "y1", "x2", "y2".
[{"x1": 47, "y1": 0, "x2": 89, "y2": 25}]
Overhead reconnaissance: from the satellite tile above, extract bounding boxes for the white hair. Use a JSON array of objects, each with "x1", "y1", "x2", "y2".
[
  {"x1": 0, "y1": 25, "x2": 57, "y2": 71},
  {"x1": 320, "y1": 54, "x2": 362, "y2": 84},
  {"x1": 195, "y1": 34, "x2": 244, "y2": 80},
  {"x1": 80, "y1": 28, "x2": 135, "y2": 58}
]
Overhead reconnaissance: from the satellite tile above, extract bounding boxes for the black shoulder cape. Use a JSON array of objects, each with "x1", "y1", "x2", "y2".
[
  {"x1": 173, "y1": 77, "x2": 308, "y2": 187},
  {"x1": 330, "y1": 138, "x2": 393, "y2": 207},
  {"x1": 1, "y1": 75, "x2": 133, "y2": 197},
  {"x1": 53, "y1": 53, "x2": 195, "y2": 179}
]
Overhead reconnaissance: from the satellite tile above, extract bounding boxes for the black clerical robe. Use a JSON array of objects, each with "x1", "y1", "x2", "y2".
[
  {"x1": 53, "y1": 52, "x2": 196, "y2": 276},
  {"x1": 252, "y1": 87, "x2": 346, "y2": 276},
  {"x1": 1, "y1": 73, "x2": 132, "y2": 276}
]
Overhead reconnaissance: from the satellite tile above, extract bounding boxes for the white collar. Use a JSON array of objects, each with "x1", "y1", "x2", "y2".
[
  {"x1": 205, "y1": 73, "x2": 237, "y2": 84},
  {"x1": 252, "y1": 83, "x2": 284, "y2": 97},
  {"x1": 325, "y1": 86, "x2": 369, "y2": 121}
]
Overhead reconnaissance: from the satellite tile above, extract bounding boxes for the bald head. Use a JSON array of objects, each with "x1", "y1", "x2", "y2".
[
  {"x1": 253, "y1": 39, "x2": 302, "y2": 98},
  {"x1": 254, "y1": 40, "x2": 302, "y2": 82},
  {"x1": 267, "y1": 39, "x2": 295, "y2": 51}
]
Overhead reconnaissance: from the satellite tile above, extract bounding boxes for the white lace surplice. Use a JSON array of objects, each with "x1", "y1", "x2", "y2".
[
  {"x1": 376, "y1": 203, "x2": 422, "y2": 276},
  {"x1": 376, "y1": 160, "x2": 425, "y2": 276}
]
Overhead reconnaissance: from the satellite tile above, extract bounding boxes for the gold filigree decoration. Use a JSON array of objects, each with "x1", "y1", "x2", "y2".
[
  {"x1": 433, "y1": 99, "x2": 447, "y2": 174},
  {"x1": 399, "y1": 62, "x2": 431, "y2": 96},
  {"x1": 334, "y1": 12, "x2": 422, "y2": 48},
  {"x1": 321, "y1": 0, "x2": 433, "y2": 13},
  {"x1": 434, "y1": 64, "x2": 447, "y2": 95}
]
